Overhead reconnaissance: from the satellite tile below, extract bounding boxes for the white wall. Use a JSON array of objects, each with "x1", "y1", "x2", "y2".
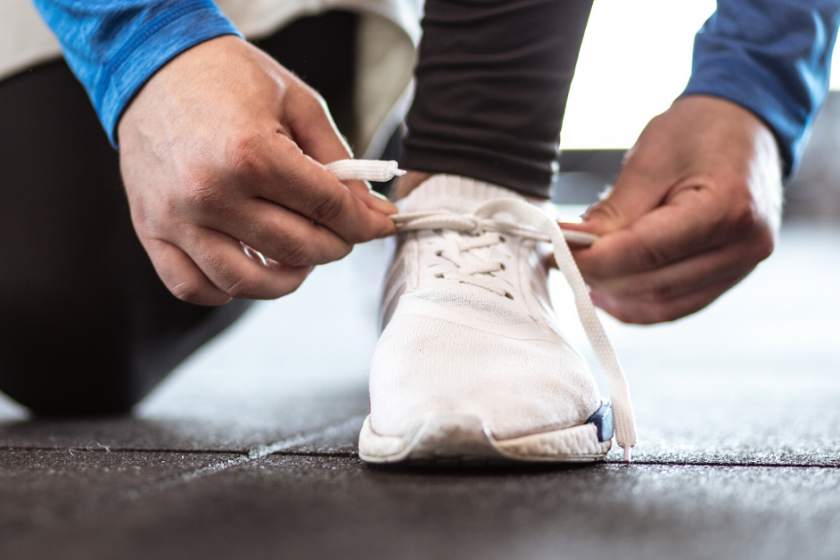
[{"x1": 562, "y1": 0, "x2": 840, "y2": 150}]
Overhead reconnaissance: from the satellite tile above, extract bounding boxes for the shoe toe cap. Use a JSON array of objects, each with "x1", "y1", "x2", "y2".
[{"x1": 369, "y1": 314, "x2": 602, "y2": 441}]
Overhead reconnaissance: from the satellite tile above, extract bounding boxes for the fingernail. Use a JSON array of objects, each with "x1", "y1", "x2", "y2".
[
  {"x1": 241, "y1": 242, "x2": 268, "y2": 266},
  {"x1": 580, "y1": 204, "x2": 598, "y2": 220},
  {"x1": 556, "y1": 216, "x2": 584, "y2": 225},
  {"x1": 589, "y1": 290, "x2": 607, "y2": 309}
]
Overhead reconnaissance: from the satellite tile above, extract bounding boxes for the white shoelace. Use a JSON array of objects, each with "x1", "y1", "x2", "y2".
[{"x1": 327, "y1": 159, "x2": 637, "y2": 460}]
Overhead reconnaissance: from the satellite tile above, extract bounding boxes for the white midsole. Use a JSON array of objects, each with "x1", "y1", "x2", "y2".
[{"x1": 358, "y1": 413, "x2": 612, "y2": 464}]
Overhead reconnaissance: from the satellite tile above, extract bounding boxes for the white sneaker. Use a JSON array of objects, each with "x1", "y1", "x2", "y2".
[{"x1": 322, "y1": 162, "x2": 636, "y2": 464}]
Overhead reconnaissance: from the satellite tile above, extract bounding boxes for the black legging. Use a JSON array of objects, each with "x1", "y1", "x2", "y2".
[
  {"x1": 0, "y1": 12, "x2": 357, "y2": 416},
  {"x1": 403, "y1": 0, "x2": 593, "y2": 197},
  {"x1": 0, "y1": 2, "x2": 592, "y2": 416}
]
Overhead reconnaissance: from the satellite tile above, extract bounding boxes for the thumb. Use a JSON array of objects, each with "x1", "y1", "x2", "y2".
[
  {"x1": 284, "y1": 86, "x2": 398, "y2": 216},
  {"x1": 561, "y1": 145, "x2": 674, "y2": 237}
]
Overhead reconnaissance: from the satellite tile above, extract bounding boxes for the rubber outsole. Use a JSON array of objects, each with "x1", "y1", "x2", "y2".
[{"x1": 358, "y1": 406, "x2": 613, "y2": 464}]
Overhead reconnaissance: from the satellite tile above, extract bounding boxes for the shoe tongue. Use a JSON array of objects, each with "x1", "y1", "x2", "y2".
[{"x1": 396, "y1": 175, "x2": 526, "y2": 214}]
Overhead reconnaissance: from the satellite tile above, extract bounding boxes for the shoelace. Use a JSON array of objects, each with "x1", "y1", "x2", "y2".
[
  {"x1": 406, "y1": 224, "x2": 514, "y2": 298},
  {"x1": 327, "y1": 159, "x2": 637, "y2": 461}
]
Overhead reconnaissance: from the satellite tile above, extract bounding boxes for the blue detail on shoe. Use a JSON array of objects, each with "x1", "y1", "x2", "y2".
[{"x1": 586, "y1": 401, "x2": 614, "y2": 442}]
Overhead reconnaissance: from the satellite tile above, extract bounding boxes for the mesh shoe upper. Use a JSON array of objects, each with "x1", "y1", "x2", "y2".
[{"x1": 369, "y1": 175, "x2": 602, "y2": 441}]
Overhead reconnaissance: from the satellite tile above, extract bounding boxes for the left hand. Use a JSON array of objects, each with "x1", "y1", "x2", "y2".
[
  {"x1": 560, "y1": 95, "x2": 783, "y2": 324},
  {"x1": 117, "y1": 36, "x2": 397, "y2": 306}
]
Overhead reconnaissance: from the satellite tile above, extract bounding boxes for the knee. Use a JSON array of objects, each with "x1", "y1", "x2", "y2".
[{"x1": 0, "y1": 319, "x2": 147, "y2": 417}]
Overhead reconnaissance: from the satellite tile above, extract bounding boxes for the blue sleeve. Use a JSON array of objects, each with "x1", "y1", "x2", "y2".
[
  {"x1": 32, "y1": 0, "x2": 242, "y2": 148},
  {"x1": 682, "y1": 0, "x2": 840, "y2": 177}
]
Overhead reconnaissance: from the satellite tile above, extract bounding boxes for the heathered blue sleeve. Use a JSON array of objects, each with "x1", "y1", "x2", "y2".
[
  {"x1": 683, "y1": 0, "x2": 840, "y2": 177},
  {"x1": 32, "y1": 0, "x2": 242, "y2": 148}
]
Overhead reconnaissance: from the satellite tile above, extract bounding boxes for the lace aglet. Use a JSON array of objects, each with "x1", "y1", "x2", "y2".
[
  {"x1": 389, "y1": 162, "x2": 407, "y2": 178},
  {"x1": 370, "y1": 160, "x2": 405, "y2": 181},
  {"x1": 623, "y1": 447, "x2": 633, "y2": 463},
  {"x1": 325, "y1": 159, "x2": 406, "y2": 182}
]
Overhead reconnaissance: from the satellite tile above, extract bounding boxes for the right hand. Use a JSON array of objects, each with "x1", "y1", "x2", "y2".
[
  {"x1": 118, "y1": 36, "x2": 397, "y2": 306},
  {"x1": 559, "y1": 96, "x2": 782, "y2": 324}
]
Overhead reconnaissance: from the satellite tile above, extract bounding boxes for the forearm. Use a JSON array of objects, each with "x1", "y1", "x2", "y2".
[
  {"x1": 682, "y1": 0, "x2": 840, "y2": 178},
  {"x1": 32, "y1": 0, "x2": 240, "y2": 146}
]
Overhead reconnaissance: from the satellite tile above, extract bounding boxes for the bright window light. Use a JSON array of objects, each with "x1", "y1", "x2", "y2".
[
  {"x1": 562, "y1": 0, "x2": 716, "y2": 150},
  {"x1": 563, "y1": 1, "x2": 840, "y2": 150}
]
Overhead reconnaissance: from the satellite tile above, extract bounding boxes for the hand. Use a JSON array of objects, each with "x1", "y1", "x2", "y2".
[
  {"x1": 560, "y1": 95, "x2": 783, "y2": 324},
  {"x1": 118, "y1": 36, "x2": 397, "y2": 306}
]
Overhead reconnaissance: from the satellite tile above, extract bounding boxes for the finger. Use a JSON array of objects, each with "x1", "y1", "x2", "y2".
[
  {"x1": 197, "y1": 197, "x2": 353, "y2": 267},
  {"x1": 543, "y1": 222, "x2": 597, "y2": 268},
  {"x1": 571, "y1": 185, "x2": 745, "y2": 280},
  {"x1": 365, "y1": 189, "x2": 400, "y2": 216},
  {"x1": 283, "y1": 85, "x2": 398, "y2": 214},
  {"x1": 590, "y1": 273, "x2": 747, "y2": 325},
  {"x1": 144, "y1": 238, "x2": 232, "y2": 306},
  {"x1": 575, "y1": 143, "x2": 679, "y2": 235},
  {"x1": 589, "y1": 242, "x2": 758, "y2": 304},
  {"x1": 256, "y1": 134, "x2": 397, "y2": 243},
  {"x1": 181, "y1": 226, "x2": 313, "y2": 299}
]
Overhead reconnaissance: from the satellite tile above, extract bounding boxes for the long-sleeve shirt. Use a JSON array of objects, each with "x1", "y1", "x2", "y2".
[
  {"x1": 32, "y1": 0, "x2": 840, "y2": 177},
  {"x1": 31, "y1": 0, "x2": 240, "y2": 148},
  {"x1": 683, "y1": 0, "x2": 840, "y2": 176}
]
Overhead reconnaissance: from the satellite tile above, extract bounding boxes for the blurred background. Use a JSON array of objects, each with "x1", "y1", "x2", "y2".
[
  {"x1": 2, "y1": 6, "x2": 839, "y2": 557},
  {"x1": 109, "y1": 0, "x2": 837, "y2": 441},
  {"x1": 558, "y1": 0, "x2": 840, "y2": 220},
  {"x1": 1, "y1": 0, "x2": 837, "y2": 423}
]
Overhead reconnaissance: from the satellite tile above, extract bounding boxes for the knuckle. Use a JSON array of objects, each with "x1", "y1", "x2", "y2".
[
  {"x1": 634, "y1": 238, "x2": 668, "y2": 271},
  {"x1": 342, "y1": 226, "x2": 372, "y2": 246},
  {"x1": 170, "y1": 280, "x2": 219, "y2": 305},
  {"x1": 222, "y1": 273, "x2": 258, "y2": 299},
  {"x1": 726, "y1": 194, "x2": 760, "y2": 233},
  {"x1": 288, "y1": 82, "x2": 328, "y2": 120},
  {"x1": 637, "y1": 305, "x2": 678, "y2": 325},
  {"x1": 612, "y1": 305, "x2": 662, "y2": 326},
  {"x1": 725, "y1": 191, "x2": 777, "y2": 263},
  {"x1": 753, "y1": 230, "x2": 776, "y2": 261},
  {"x1": 280, "y1": 237, "x2": 314, "y2": 267},
  {"x1": 301, "y1": 89, "x2": 329, "y2": 117},
  {"x1": 334, "y1": 242, "x2": 353, "y2": 261},
  {"x1": 130, "y1": 206, "x2": 157, "y2": 237},
  {"x1": 646, "y1": 309, "x2": 673, "y2": 325},
  {"x1": 280, "y1": 275, "x2": 308, "y2": 297},
  {"x1": 348, "y1": 214, "x2": 387, "y2": 244},
  {"x1": 184, "y1": 179, "x2": 226, "y2": 214},
  {"x1": 647, "y1": 280, "x2": 676, "y2": 304},
  {"x1": 223, "y1": 131, "x2": 269, "y2": 180},
  {"x1": 575, "y1": 256, "x2": 606, "y2": 284},
  {"x1": 608, "y1": 308, "x2": 634, "y2": 325},
  {"x1": 623, "y1": 152, "x2": 656, "y2": 178},
  {"x1": 308, "y1": 191, "x2": 345, "y2": 225},
  {"x1": 586, "y1": 199, "x2": 622, "y2": 225},
  {"x1": 226, "y1": 132, "x2": 259, "y2": 167},
  {"x1": 169, "y1": 280, "x2": 202, "y2": 303}
]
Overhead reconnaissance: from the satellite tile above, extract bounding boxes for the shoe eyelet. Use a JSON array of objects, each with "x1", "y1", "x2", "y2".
[
  {"x1": 435, "y1": 273, "x2": 444, "y2": 279},
  {"x1": 505, "y1": 292, "x2": 514, "y2": 300},
  {"x1": 435, "y1": 250, "x2": 443, "y2": 257},
  {"x1": 499, "y1": 263, "x2": 506, "y2": 271},
  {"x1": 499, "y1": 236, "x2": 506, "y2": 242}
]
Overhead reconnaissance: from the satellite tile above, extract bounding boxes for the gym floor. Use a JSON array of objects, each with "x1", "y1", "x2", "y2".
[{"x1": 1, "y1": 218, "x2": 838, "y2": 560}]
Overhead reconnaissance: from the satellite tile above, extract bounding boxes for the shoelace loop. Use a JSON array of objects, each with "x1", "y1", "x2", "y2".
[
  {"x1": 393, "y1": 211, "x2": 541, "y2": 299},
  {"x1": 431, "y1": 227, "x2": 511, "y2": 298},
  {"x1": 327, "y1": 159, "x2": 637, "y2": 460}
]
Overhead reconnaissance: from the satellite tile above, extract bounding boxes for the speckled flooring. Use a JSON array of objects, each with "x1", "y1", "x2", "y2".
[{"x1": 2, "y1": 222, "x2": 838, "y2": 560}]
